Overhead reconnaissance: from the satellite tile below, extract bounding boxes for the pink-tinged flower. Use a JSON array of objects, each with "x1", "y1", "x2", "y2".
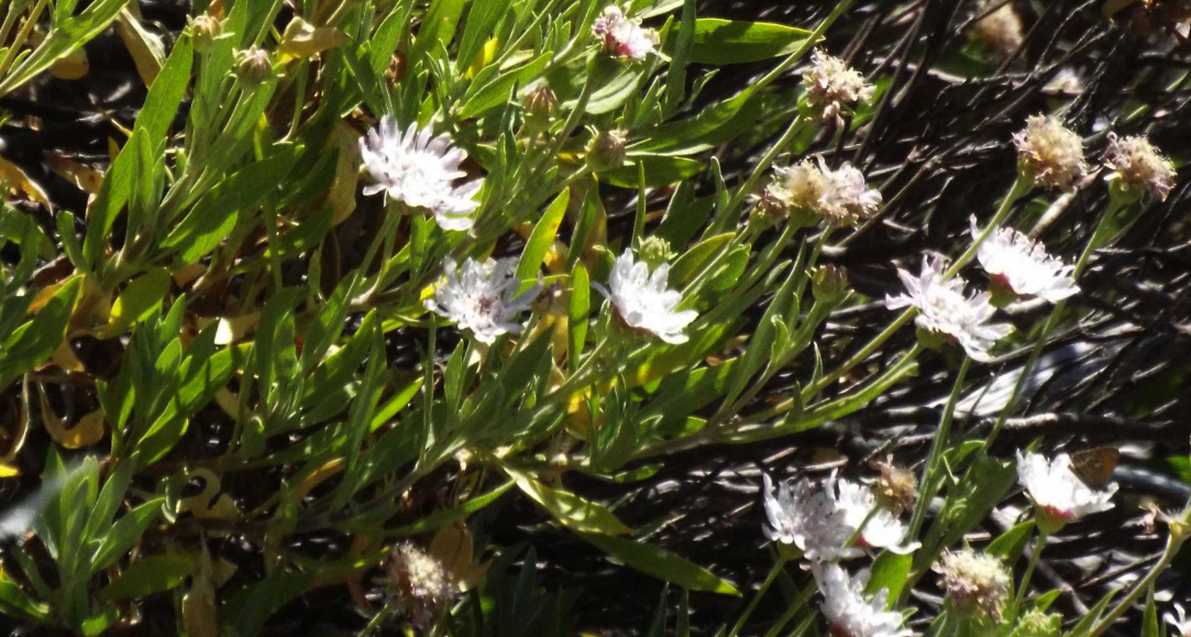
[
  {"x1": 1104, "y1": 133, "x2": 1177, "y2": 202},
  {"x1": 359, "y1": 116, "x2": 483, "y2": 231},
  {"x1": 1016, "y1": 450, "x2": 1117, "y2": 533},
  {"x1": 1013, "y1": 114, "x2": 1088, "y2": 192},
  {"x1": 970, "y1": 216, "x2": 1078, "y2": 304},
  {"x1": 885, "y1": 253, "x2": 1013, "y2": 362},
  {"x1": 813, "y1": 563, "x2": 914, "y2": 637},
  {"x1": 934, "y1": 549, "x2": 1011, "y2": 621},
  {"x1": 802, "y1": 50, "x2": 875, "y2": 121},
  {"x1": 591, "y1": 6, "x2": 658, "y2": 61},
  {"x1": 765, "y1": 158, "x2": 882, "y2": 226},
  {"x1": 425, "y1": 257, "x2": 540, "y2": 344}
]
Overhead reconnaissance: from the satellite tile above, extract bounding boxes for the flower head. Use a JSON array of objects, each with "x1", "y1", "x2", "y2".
[
  {"x1": 885, "y1": 254, "x2": 1013, "y2": 362},
  {"x1": 425, "y1": 257, "x2": 539, "y2": 344},
  {"x1": 970, "y1": 2, "x2": 1024, "y2": 57},
  {"x1": 765, "y1": 158, "x2": 882, "y2": 226},
  {"x1": 1166, "y1": 603, "x2": 1191, "y2": 637},
  {"x1": 934, "y1": 549, "x2": 1011, "y2": 621},
  {"x1": 869, "y1": 456, "x2": 917, "y2": 515},
  {"x1": 970, "y1": 216, "x2": 1079, "y2": 303},
  {"x1": 359, "y1": 116, "x2": 483, "y2": 231},
  {"x1": 761, "y1": 473, "x2": 918, "y2": 562},
  {"x1": 598, "y1": 250, "x2": 697, "y2": 344},
  {"x1": 802, "y1": 50, "x2": 875, "y2": 121},
  {"x1": 1104, "y1": 133, "x2": 1177, "y2": 202},
  {"x1": 813, "y1": 563, "x2": 914, "y2": 637},
  {"x1": 592, "y1": 5, "x2": 658, "y2": 61},
  {"x1": 387, "y1": 542, "x2": 457, "y2": 629},
  {"x1": 1014, "y1": 609, "x2": 1062, "y2": 637},
  {"x1": 1016, "y1": 450, "x2": 1117, "y2": 533},
  {"x1": 1013, "y1": 115, "x2": 1087, "y2": 192}
]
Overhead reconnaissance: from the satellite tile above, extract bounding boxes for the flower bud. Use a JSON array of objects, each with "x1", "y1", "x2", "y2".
[
  {"x1": 234, "y1": 47, "x2": 273, "y2": 85},
  {"x1": 1013, "y1": 114, "x2": 1087, "y2": 192},
  {"x1": 188, "y1": 14, "x2": 223, "y2": 52},
  {"x1": 637, "y1": 236, "x2": 674, "y2": 269},
  {"x1": 1013, "y1": 608, "x2": 1062, "y2": 637},
  {"x1": 1103, "y1": 132, "x2": 1176, "y2": 202},
  {"x1": 811, "y1": 265, "x2": 849, "y2": 305},
  {"x1": 586, "y1": 128, "x2": 627, "y2": 171},
  {"x1": 935, "y1": 549, "x2": 1011, "y2": 621},
  {"x1": 523, "y1": 83, "x2": 558, "y2": 132}
]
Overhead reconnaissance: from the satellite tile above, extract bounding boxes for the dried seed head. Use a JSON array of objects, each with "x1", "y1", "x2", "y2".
[
  {"x1": 234, "y1": 47, "x2": 273, "y2": 84},
  {"x1": 586, "y1": 128, "x2": 628, "y2": 171},
  {"x1": 801, "y1": 50, "x2": 875, "y2": 122},
  {"x1": 935, "y1": 549, "x2": 1011, "y2": 621},
  {"x1": 188, "y1": 14, "x2": 223, "y2": 52},
  {"x1": 870, "y1": 456, "x2": 917, "y2": 515},
  {"x1": 1013, "y1": 114, "x2": 1088, "y2": 192},
  {"x1": 765, "y1": 158, "x2": 881, "y2": 227},
  {"x1": 387, "y1": 542, "x2": 457, "y2": 629},
  {"x1": 970, "y1": 2, "x2": 1024, "y2": 57},
  {"x1": 1104, "y1": 133, "x2": 1177, "y2": 201}
]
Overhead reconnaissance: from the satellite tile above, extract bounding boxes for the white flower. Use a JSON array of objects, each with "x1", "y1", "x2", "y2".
[
  {"x1": 1013, "y1": 114, "x2": 1087, "y2": 192},
  {"x1": 761, "y1": 473, "x2": 917, "y2": 562},
  {"x1": 359, "y1": 116, "x2": 483, "y2": 231},
  {"x1": 813, "y1": 563, "x2": 914, "y2": 637},
  {"x1": 833, "y1": 477, "x2": 919, "y2": 555},
  {"x1": 1104, "y1": 132, "x2": 1177, "y2": 202},
  {"x1": 766, "y1": 158, "x2": 882, "y2": 226},
  {"x1": 970, "y1": 216, "x2": 1079, "y2": 303},
  {"x1": 885, "y1": 253, "x2": 1013, "y2": 362},
  {"x1": 1166, "y1": 603, "x2": 1191, "y2": 637},
  {"x1": 802, "y1": 50, "x2": 875, "y2": 121},
  {"x1": 762, "y1": 474, "x2": 855, "y2": 561},
  {"x1": 934, "y1": 549, "x2": 1011, "y2": 620},
  {"x1": 425, "y1": 257, "x2": 539, "y2": 344},
  {"x1": 597, "y1": 250, "x2": 697, "y2": 344},
  {"x1": 591, "y1": 6, "x2": 658, "y2": 61},
  {"x1": 1016, "y1": 451, "x2": 1117, "y2": 531}
]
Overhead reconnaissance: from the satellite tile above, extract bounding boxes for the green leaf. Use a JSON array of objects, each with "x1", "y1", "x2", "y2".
[
  {"x1": 516, "y1": 187, "x2": 569, "y2": 291},
  {"x1": 674, "y1": 19, "x2": 814, "y2": 65},
  {"x1": 602, "y1": 155, "x2": 703, "y2": 188},
  {"x1": 226, "y1": 570, "x2": 313, "y2": 637},
  {"x1": 0, "y1": 581, "x2": 49, "y2": 621},
  {"x1": 0, "y1": 276, "x2": 82, "y2": 388},
  {"x1": 0, "y1": 0, "x2": 130, "y2": 98},
  {"x1": 568, "y1": 263, "x2": 590, "y2": 373},
  {"x1": 83, "y1": 127, "x2": 142, "y2": 267},
  {"x1": 457, "y1": 0, "x2": 507, "y2": 71},
  {"x1": 580, "y1": 533, "x2": 739, "y2": 595},
  {"x1": 99, "y1": 553, "x2": 194, "y2": 602},
  {"x1": 504, "y1": 466, "x2": 630, "y2": 535},
  {"x1": 411, "y1": 0, "x2": 466, "y2": 64},
  {"x1": 90, "y1": 498, "x2": 164, "y2": 573},
  {"x1": 670, "y1": 233, "x2": 734, "y2": 286},
  {"x1": 104, "y1": 268, "x2": 171, "y2": 336},
  {"x1": 135, "y1": 34, "x2": 192, "y2": 144},
  {"x1": 987, "y1": 520, "x2": 1035, "y2": 565},
  {"x1": 632, "y1": 88, "x2": 763, "y2": 155},
  {"x1": 866, "y1": 552, "x2": 912, "y2": 607},
  {"x1": 1142, "y1": 585, "x2": 1159, "y2": 637},
  {"x1": 390, "y1": 480, "x2": 515, "y2": 536}
]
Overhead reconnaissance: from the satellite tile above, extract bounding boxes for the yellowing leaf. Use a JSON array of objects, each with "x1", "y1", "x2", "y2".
[
  {"x1": 43, "y1": 408, "x2": 106, "y2": 449},
  {"x1": 49, "y1": 48, "x2": 89, "y2": 80},
  {"x1": 0, "y1": 464, "x2": 20, "y2": 478},
  {"x1": 325, "y1": 122, "x2": 360, "y2": 225},
  {"x1": 278, "y1": 17, "x2": 347, "y2": 60},
  {"x1": 46, "y1": 154, "x2": 103, "y2": 195},
  {"x1": 504, "y1": 465, "x2": 630, "y2": 535},
  {"x1": 116, "y1": 8, "x2": 166, "y2": 86},
  {"x1": 103, "y1": 268, "x2": 171, "y2": 336},
  {"x1": 0, "y1": 154, "x2": 51, "y2": 209}
]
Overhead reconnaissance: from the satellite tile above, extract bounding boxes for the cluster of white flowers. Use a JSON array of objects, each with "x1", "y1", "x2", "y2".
[
  {"x1": 762, "y1": 472, "x2": 917, "y2": 636},
  {"x1": 885, "y1": 253, "x2": 1013, "y2": 362},
  {"x1": 597, "y1": 249, "x2": 698, "y2": 344},
  {"x1": 801, "y1": 50, "x2": 875, "y2": 121},
  {"x1": 970, "y1": 216, "x2": 1079, "y2": 303},
  {"x1": 1016, "y1": 450, "x2": 1118, "y2": 533},
  {"x1": 813, "y1": 564, "x2": 914, "y2": 637},
  {"x1": 764, "y1": 158, "x2": 882, "y2": 226},
  {"x1": 359, "y1": 116, "x2": 483, "y2": 231},
  {"x1": 425, "y1": 257, "x2": 540, "y2": 344},
  {"x1": 591, "y1": 5, "x2": 658, "y2": 61},
  {"x1": 934, "y1": 549, "x2": 1011, "y2": 620}
]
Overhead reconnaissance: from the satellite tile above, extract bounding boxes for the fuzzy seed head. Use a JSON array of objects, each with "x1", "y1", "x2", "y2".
[
  {"x1": 971, "y1": 2, "x2": 1024, "y2": 56},
  {"x1": 387, "y1": 542, "x2": 457, "y2": 629},
  {"x1": 766, "y1": 158, "x2": 881, "y2": 227},
  {"x1": 1104, "y1": 133, "x2": 1177, "y2": 201},
  {"x1": 871, "y1": 457, "x2": 917, "y2": 515},
  {"x1": 802, "y1": 50, "x2": 875, "y2": 121},
  {"x1": 1013, "y1": 115, "x2": 1087, "y2": 191},
  {"x1": 935, "y1": 549, "x2": 1011, "y2": 621}
]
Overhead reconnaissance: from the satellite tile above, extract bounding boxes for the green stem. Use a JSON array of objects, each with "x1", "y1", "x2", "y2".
[
  {"x1": 1013, "y1": 529, "x2": 1048, "y2": 610},
  {"x1": 1086, "y1": 502, "x2": 1191, "y2": 636},
  {"x1": 712, "y1": 114, "x2": 806, "y2": 234},
  {"x1": 356, "y1": 599, "x2": 395, "y2": 637},
  {"x1": 728, "y1": 557, "x2": 789, "y2": 637},
  {"x1": 760, "y1": 578, "x2": 817, "y2": 637},
  {"x1": 908, "y1": 356, "x2": 973, "y2": 538}
]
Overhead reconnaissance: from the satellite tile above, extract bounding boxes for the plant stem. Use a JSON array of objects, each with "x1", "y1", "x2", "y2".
[
  {"x1": 908, "y1": 355, "x2": 973, "y2": 538},
  {"x1": 1013, "y1": 528, "x2": 1048, "y2": 610},
  {"x1": 728, "y1": 557, "x2": 788, "y2": 637},
  {"x1": 356, "y1": 599, "x2": 395, "y2": 637},
  {"x1": 760, "y1": 578, "x2": 817, "y2": 637}
]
